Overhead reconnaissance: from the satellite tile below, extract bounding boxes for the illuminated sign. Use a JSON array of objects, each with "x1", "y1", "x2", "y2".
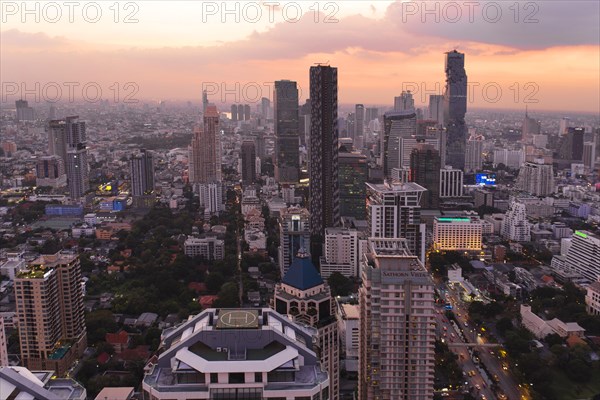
[
  {"x1": 438, "y1": 218, "x2": 470, "y2": 222},
  {"x1": 575, "y1": 231, "x2": 588, "y2": 239},
  {"x1": 476, "y1": 173, "x2": 496, "y2": 186}
]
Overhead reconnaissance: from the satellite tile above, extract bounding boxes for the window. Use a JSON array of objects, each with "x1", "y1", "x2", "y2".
[
  {"x1": 255, "y1": 372, "x2": 262, "y2": 382},
  {"x1": 229, "y1": 372, "x2": 245, "y2": 384},
  {"x1": 210, "y1": 373, "x2": 218, "y2": 383}
]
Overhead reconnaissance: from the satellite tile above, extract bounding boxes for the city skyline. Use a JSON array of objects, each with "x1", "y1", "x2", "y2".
[{"x1": 1, "y1": 1, "x2": 599, "y2": 112}]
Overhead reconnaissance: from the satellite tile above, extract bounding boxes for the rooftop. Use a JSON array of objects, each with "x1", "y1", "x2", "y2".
[{"x1": 282, "y1": 250, "x2": 324, "y2": 291}]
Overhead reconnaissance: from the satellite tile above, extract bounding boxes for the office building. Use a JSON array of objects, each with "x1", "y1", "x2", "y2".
[
  {"x1": 559, "y1": 117, "x2": 570, "y2": 135},
  {"x1": 129, "y1": 149, "x2": 155, "y2": 197},
  {"x1": 439, "y1": 166, "x2": 464, "y2": 198},
  {"x1": 394, "y1": 91, "x2": 415, "y2": 111},
  {"x1": 274, "y1": 250, "x2": 339, "y2": 400},
  {"x1": 309, "y1": 65, "x2": 340, "y2": 238},
  {"x1": 184, "y1": 236, "x2": 225, "y2": 260},
  {"x1": 278, "y1": 206, "x2": 311, "y2": 277},
  {"x1": 516, "y1": 161, "x2": 555, "y2": 196},
  {"x1": 428, "y1": 94, "x2": 444, "y2": 125},
  {"x1": 244, "y1": 104, "x2": 251, "y2": 121},
  {"x1": 274, "y1": 80, "x2": 300, "y2": 183},
  {"x1": 198, "y1": 183, "x2": 224, "y2": 217},
  {"x1": 35, "y1": 155, "x2": 66, "y2": 188},
  {"x1": 382, "y1": 111, "x2": 417, "y2": 176},
  {"x1": 399, "y1": 136, "x2": 441, "y2": 169},
  {"x1": 319, "y1": 227, "x2": 361, "y2": 279},
  {"x1": 474, "y1": 188, "x2": 494, "y2": 208},
  {"x1": 240, "y1": 140, "x2": 256, "y2": 186},
  {"x1": 501, "y1": 201, "x2": 531, "y2": 242},
  {"x1": 230, "y1": 104, "x2": 238, "y2": 121},
  {"x1": 48, "y1": 120, "x2": 67, "y2": 162},
  {"x1": 465, "y1": 134, "x2": 484, "y2": 172},
  {"x1": 142, "y1": 308, "x2": 329, "y2": 400},
  {"x1": 63, "y1": 117, "x2": 88, "y2": 200},
  {"x1": 558, "y1": 127, "x2": 584, "y2": 161},
  {"x1": 261, "y1": 97, "x2": 270, "y2": 120},
  {"x1": 16, "y1": 99, "x2": 34, "y2": 121},
  {"x1": 493, "y1": 149, "x2": 524, "y2": 169},
  {"x1": 15, "y1": 253, "x2": 87, "y2": 377},
  {"x1": 583, "y1": 142, "x2": 596, "y2": 170},
  {"x1": 354, "y1": 104, "x2": 365, "y2": 144},
  {"x1": 338, "y1": 146, "x2": 368, "y2": 220},
  {"x1": 410, "y1": 144, "x2": 441, "y2": 209},
  {"x1": 563, "y1": 231, "x2": 600, "y2": 284},
  {"x1": 365, "y1": 107, "x2": 379, "y2": 125},
  {"x1": 433, "y1": 212, "x2": 482, "y2": 251},
  {"x1": 443, "y1": 50, "x2": 468, "y2": 169},
  {"x1": 359, "y1": 238, "x2": 435, "y2": 400},
  {"x1": 522, "y1": 111, "x2": 541, "y2": 142},
  {"x1": 366, "y1": 181, "x2": 427, "y2": 263}
]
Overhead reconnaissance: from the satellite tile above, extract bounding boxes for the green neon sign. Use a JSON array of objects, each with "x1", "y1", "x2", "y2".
[{"x1": 575, "y1": 231, "x2": 588, "y2": 239}]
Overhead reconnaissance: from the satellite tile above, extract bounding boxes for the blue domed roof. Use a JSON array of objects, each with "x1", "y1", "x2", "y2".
[{"x1": 282, "y1": 249, "x2": 324, "y2": 290}]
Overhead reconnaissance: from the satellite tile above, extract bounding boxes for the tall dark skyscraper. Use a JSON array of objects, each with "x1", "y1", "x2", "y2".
[
  {"x1": 339, "y1": 145, "x2": 367, "y2": 220},
  {"x1": 129, "y1": 149, "x2": 155, "y2": 197},
  {"x1": 309, "y1": 65, "x2": 340, "y2": 238},
  {"x1": 443, "y1": 50, "x2": 468, "y2": 170},
  {"x1": 410, "y1": 143, "x2": 441, "y2": 209},
  {"x1": 49, "y1": 116, "x2": 88, "y2": 200},
  {"x1": 558, "y1": 127, "x2": 585, "y2": 161},
  {"x1": 354, "y1": 104, "x2": 365, "y2": 144},
  {"x1": 382, "y1": 110, "x2": 417, "y2": 177},
  {"x1": 274, "y1": 80, "x2": 300, "y2": 183},
  {"x1": 241, "y1": 140, "x2": 256, "y2": 186},
  {"x1": 230, "y1": 104, "x2": 238, "y2": 121}
]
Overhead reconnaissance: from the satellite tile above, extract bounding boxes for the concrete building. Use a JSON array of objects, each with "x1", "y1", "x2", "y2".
[
  {"x1": 337, "y1": 302, "x2": 359, "y2": 373},
  {"x1": 433, "y1": 213, "x2": 482, "y2": 251},
  {"x1": 189, "y1": 105, "x2": 222, "y2": 185},
  {"x1": 585, "y1": 278, "x2": 600, "y2": 316},
  {"x1": 410, "y1": 144, "x2": 441, "y2": 209},
  {"x1": 240, "y1": 140, "x2": 257, "y2": 186},
  {"x1": 493, "y1": 149, "x2": 524, "y2": 169},
  {"x1": 36, "y1": 156, "x2": 67, "y2": 188},
  {"x1": 382, "y1": 111, "x2": 417, "y2": 175},
  {"x1": 443, "y1": 50, "x2": 468, "y2": 170},
  {"x1": 516, "y1": 161, "x2": 554, "y2": 196},
  {"x1": 428, "y1": 94, "x2": 444, "y2": 125},
  {"x1": 359, "y1": 238, "x2": 435, "y2": 400},
  {"x1": 273, "y1": 250, "x2": 339, "y2": 400},
  {"x1": 465, "y1": 134, "x2": 484, "y2": 173},
  {"x1": 14, "y1": 253, "x2": 87, "y2": 377},
  {"x1": 520, "y1": 305, "x2": 585, "y2": 339},
  {"x1": 319, "y1": 227, "x2": 361, "y2": 279},
  {"x1": 501, "y1": 201, "x2": 531, "y2": 242},
  {"x1": 184, "y1": 236, "x2": 225, "y2": 260},
  {"x1": 0, "y1": 367, "x2": 86, "y2": 400},
  {"x1": 338, "y1": 147, "x2": 367, "y2": 220},
  {"x1": 278, "y1": 206, "x2": 311, "y2": 277},
  {"x1": 198, "y1": 183, "x2": 224, "y2": 217},
  {"x1": 439, "y1": 167, "x2": 464, "y2": 198},
  {"x1": 562, "y1": 230, "x2": 600, "y2": 284},
  {"x1": 142, "y1": 308, "x2": 329, "y2": 400},
  {"x1": 0, "y1": 318, "x2": 7, "y2": 367},
  {"x1": 129, "y1": 149, "x2": 155, "y2": 197},
  {"x1": 366, "y1": 181, "x2": 427, "y2": 263}
]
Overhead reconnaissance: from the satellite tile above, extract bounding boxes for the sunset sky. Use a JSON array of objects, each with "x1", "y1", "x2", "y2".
[{"x1": 2, "y1": 1, "x2": 599, "y2": 112}]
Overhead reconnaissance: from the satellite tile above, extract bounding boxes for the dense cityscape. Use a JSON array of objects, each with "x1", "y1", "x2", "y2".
[{"x1": 1, "y1": 2, "x2": 600, "y2": 400}]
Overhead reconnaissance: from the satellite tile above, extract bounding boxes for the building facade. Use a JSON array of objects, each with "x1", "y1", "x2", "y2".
[
  {"x1": 443, "y1": 50, "x2": 468, "y2": 170},
  {"x1": 129, "y1": 149, "x2": 155, "y2": 197},
  {"x1": 338, "y1": 147, "x2": 367, "y2": 220},
  {"x1": 433, "y1": 213, "x2": 482, "y2": 251},
  {"x1": 274, "y1": 80, "x2": 300, "y2": 184},
  {"x1": 319, "y1": 227, "x2": 361, "y2": 279},
  {"x1": 359, "y1": 239, "x2": 435, "y2": 400},
  {"x1": 278, "y1": 206, "x2": 311, "y2": 277},
  {"x1": 439, "y1": 167, "x2": 464, "y2": 198}
]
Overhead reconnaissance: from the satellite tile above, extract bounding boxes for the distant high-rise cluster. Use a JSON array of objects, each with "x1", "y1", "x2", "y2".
[
  {"x1": 230, "y1": 104, "x2": 251, "y2": 122},
  {"x1": 15, "y1": 99, "x2": 34, "y2": 121},
  {"x1": 394, "y1": 90, "x2": 415, "y2": 112},
  {"x1": 443, "y1": 50, "x2": 468, "y2": 170}
]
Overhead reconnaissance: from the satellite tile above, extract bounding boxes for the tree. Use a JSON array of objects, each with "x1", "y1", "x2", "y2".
[
  {"x1": 213, "y1": 282, "x2": 239, "y2": 308},
  {"x1": 496, "y1": 317, "x2": 514, "y2": 335},
  {"x1": 327, "y1": 272, "x2": 353, "y2": 297},
  {"x1": 566, "y1": 359, "x2": 592, "y2": 382}
]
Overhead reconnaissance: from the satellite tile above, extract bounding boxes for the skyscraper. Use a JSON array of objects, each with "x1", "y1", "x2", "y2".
[
  {"x1": 558, "y1": 127, "x2": 584, "y2": 161},
  {"x1": 516, "y1": 161, "x2": 555, "y2": 196},
  {"x1": 130, "y1": 149, "x2": 155, "y2": 197},
  {"x1": 63, "y1": 116, "x2": 88, "y2": 200},
  {"x1": 354, "y1": 104, "x2": 365, "y2": 144},
  {"x1": 274, "y1": 80, "x2": 300, "y2": 183},
  {"x1": 261, "y1": 96, "x2": 270, "y2": 119},
  {"x1": 359, "y1": 238, "x2": 435, "y2": 400},
  {"x1": 338, "y1": 145, "x2": 368, "y2": 220},
  {"x1": 428, "y1": 94, "x2": 444, "y2": 125},
  {"x1": 410, "y1": 143, "x2": 441, "y2": 209},
  {"x1": 274, "y1": 250, "x2": 340, "y2": 400},
  {"x1": 443, "y1": 50, "x2": 468, "y2": 169},
  {"x1": 15, "y1": 99, "x2": 34, "y2": 121},
  {"x1": 15, "y1": 252, "x2": 87, "y2": 376},
  {"x1": 501, "y1": 200, "x2": 531, "y2": 242},
  {"x1": 382, "y1": 111, "x2": 417, "y2": 176},
  {"x1": 241, "y1": 140, "x2": 256, "y2": 186},
  {"x1": 465, "y1": 134, "x2": 484, "y2": 172},
  {"x1": 244, "y1": 104, "x2": 251, "y2": 120},
  {"x1": 36, "y1": 155, "x2": 66, "y2": 188},
  {"x1": 394, "y1": 91, "x2": 415, "y2": 111},
  {"x1": 230, "y1": 104, "x2": 238, "y2": 121},
  {"x1": 366, "y1": 181, "x2": 427, "y2": 263},
  {"x1": 189, "y1": 105, "x2": 221, "y2": 184},
  {"x1": 583, "y1": 141, "x2": 596, "y2": 170},
  {"x1": 522, "y1": 110, "x2": 541, "y2": 142},
  {"x1": 309, "y1": 65, "x2": 340, "y2": 238},
  {"x1": 439, "y1": 166, "x2": 464, "y2": 198},
  {"x1": 563, "y1": 230, "x2": 600, "y2": 284}
]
